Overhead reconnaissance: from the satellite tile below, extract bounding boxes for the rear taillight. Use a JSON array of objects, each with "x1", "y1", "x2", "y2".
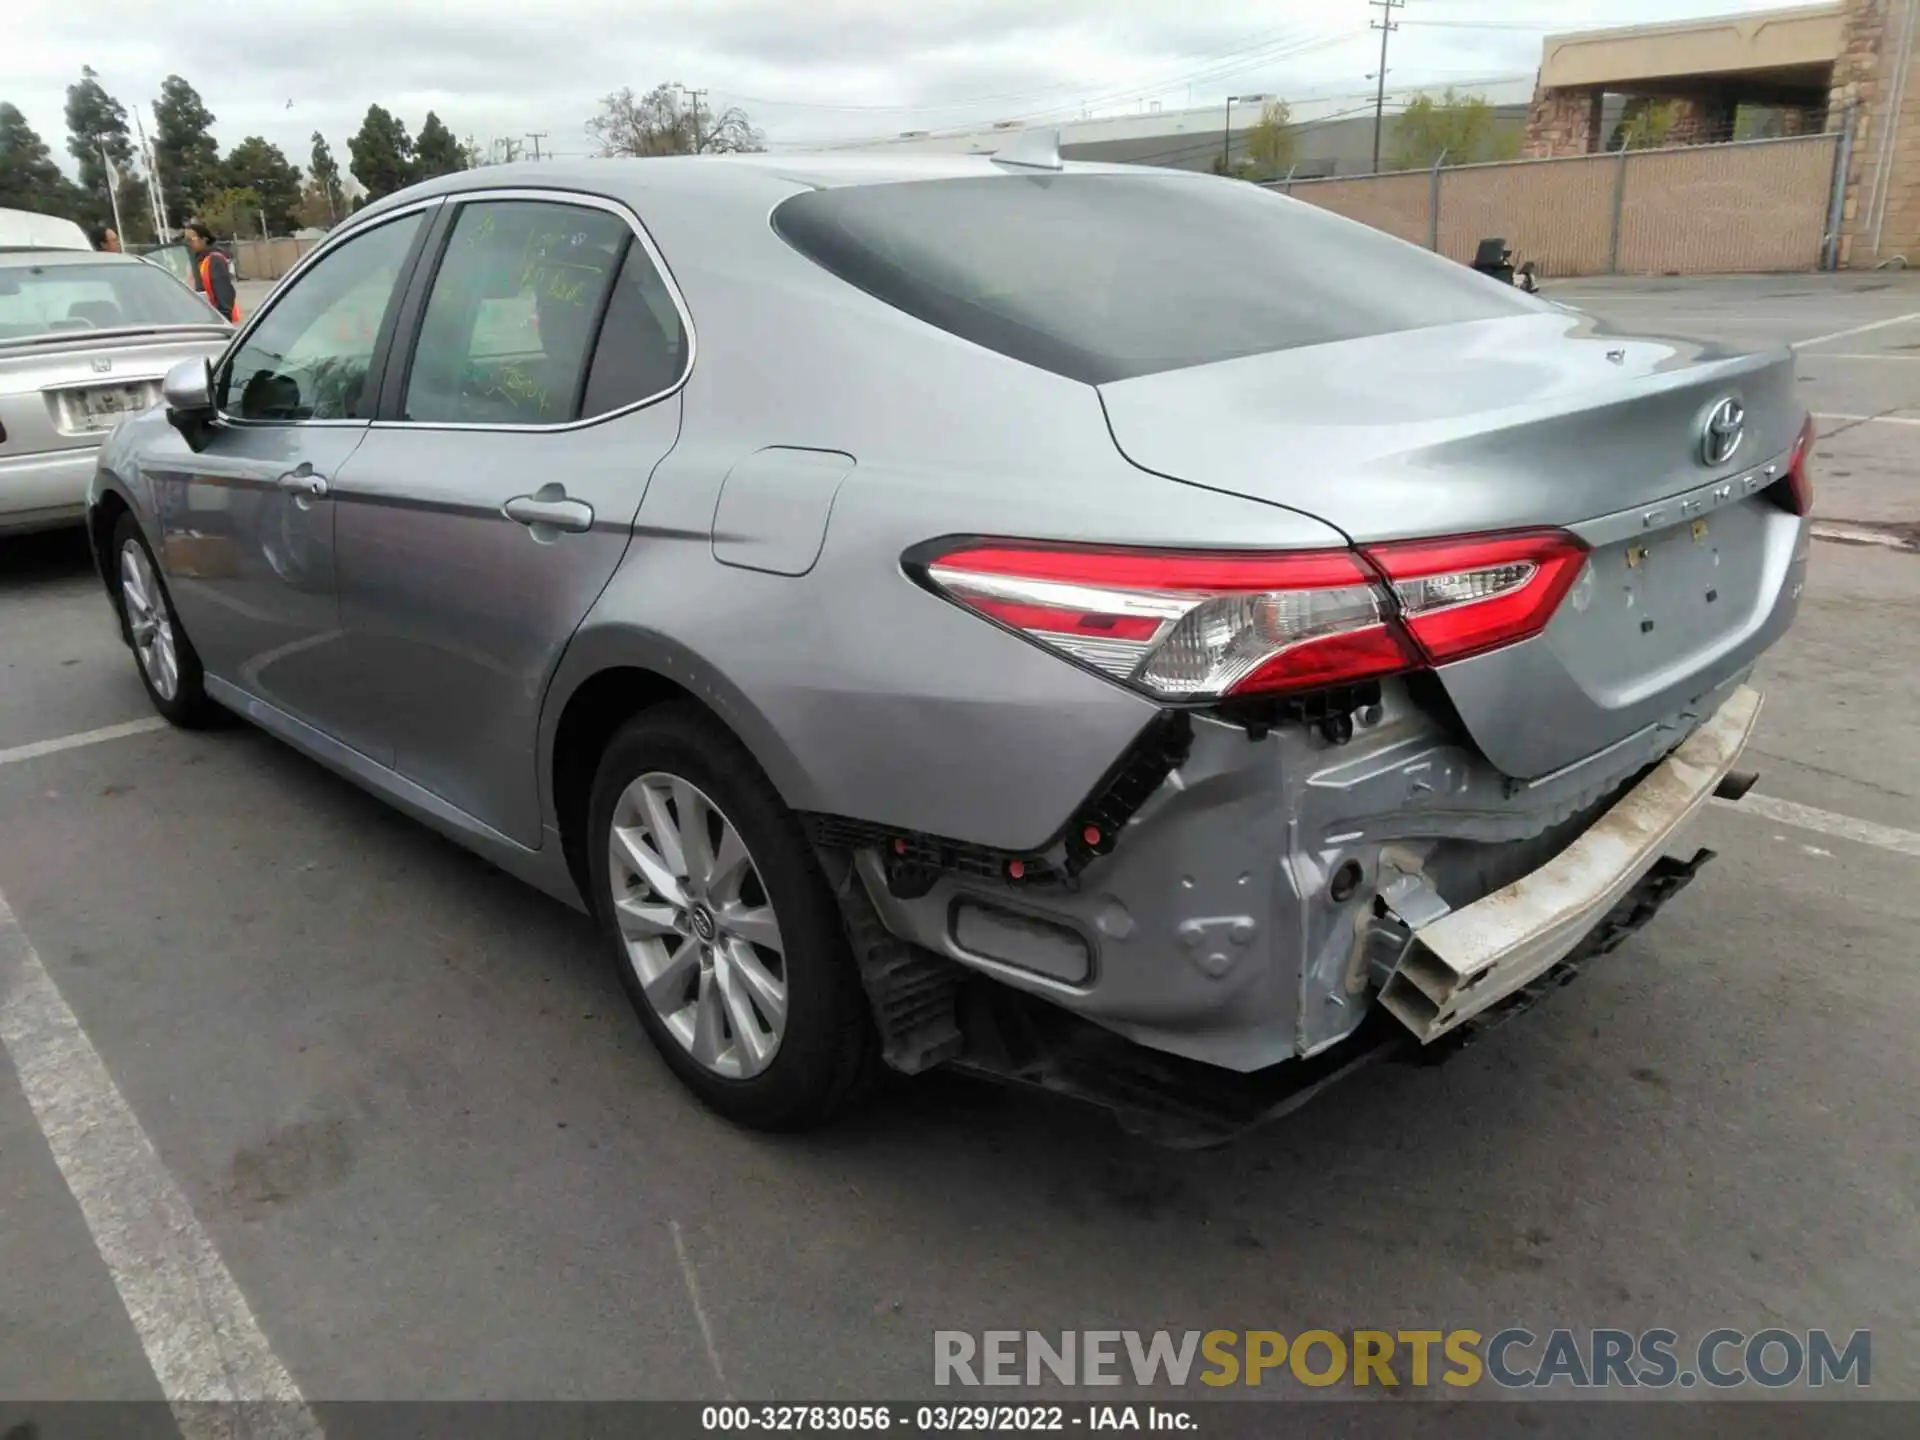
[
  {"x1": 1777, "y1": 414, "x2": 1816, "y2": 516},
  {"x1": 914, "y1": 529, "x2": 1589, "y2": 701},
  {"x1": 1363, "y1": 529, "x2": 1590, "y2": 666}
]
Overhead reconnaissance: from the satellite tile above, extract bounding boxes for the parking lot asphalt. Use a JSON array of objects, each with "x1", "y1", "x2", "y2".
[{"x1": 0, "y1": 275, "x2": 1917, "y2": 1413}]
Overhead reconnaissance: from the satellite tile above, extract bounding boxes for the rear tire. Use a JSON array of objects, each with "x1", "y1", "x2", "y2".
[
  {"x1": 588, "y1": 703, "x2": 875, "y2": 1130},
  {"x1": 112, "y1": 513, "x2": 220, "y2": 729}
]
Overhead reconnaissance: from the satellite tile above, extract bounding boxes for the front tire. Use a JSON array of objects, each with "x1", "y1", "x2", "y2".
[
  {"x1": 112, "y1": 513, "x2": 219, "y2": 728},
  {"x1": 588, "y1": 703, "x2": 875, "y2": 1130}
]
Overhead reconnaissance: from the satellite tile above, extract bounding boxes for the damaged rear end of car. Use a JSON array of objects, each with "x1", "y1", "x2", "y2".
[{"x1": 762, "y1": 164, "x2": 1813, "y2": 1141}]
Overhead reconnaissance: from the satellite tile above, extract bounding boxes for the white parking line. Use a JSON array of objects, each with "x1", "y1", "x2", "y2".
[
  {"x1": 671, "y1": 1218, "x2": 731, "y2": 1399},
  {"x1": 1801, "y1": 352, "x2": 1920, "y2": 362},
  {"x1": 0, "y1": 889, "x2": 324, "y2": 1436},
  {"x1": 1713, "y1": 794, "x2": 1920, "y2": 860},
  {"x1": 1811, "y1": 412, "x2": 1920, "y2": 427},
  {"x1": 0, "y1": 718, "x2": 167, "y2": 768},
  {"x1": 1793, "y1": 311, "x2": 1920, "y2": 350}
]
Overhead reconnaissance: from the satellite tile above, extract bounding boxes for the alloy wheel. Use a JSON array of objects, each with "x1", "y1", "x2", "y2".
[
  {"x1": 608, "y1": 771, "x2": 788, "y2": 1079},
  {"x1": 120, "y1": 540, "x2": 179, "y2": 702}
]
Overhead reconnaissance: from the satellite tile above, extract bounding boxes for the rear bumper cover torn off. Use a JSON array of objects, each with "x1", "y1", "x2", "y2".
[{"x1": 1379, "y1": 684, "x2": 1763, "y2": 1043}]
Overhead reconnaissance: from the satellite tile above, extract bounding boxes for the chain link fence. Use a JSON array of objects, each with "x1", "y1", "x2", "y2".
[{"x1": 1270, "y1": 131, "x2": 1847, "y2": 277}]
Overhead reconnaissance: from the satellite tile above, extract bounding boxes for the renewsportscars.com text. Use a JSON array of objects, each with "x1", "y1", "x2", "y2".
[{"x1": 934, "y1": 1328, "x2": 1871, "y2": 1391}]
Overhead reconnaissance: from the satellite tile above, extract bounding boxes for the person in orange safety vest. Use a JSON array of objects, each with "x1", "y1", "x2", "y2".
[{"x1": 185, "y1": 221, "x2": 242, "y2": 324}]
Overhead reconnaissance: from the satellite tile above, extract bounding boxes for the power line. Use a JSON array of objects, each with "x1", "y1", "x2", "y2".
[{"x1": 1370, "y1": 0, "x2": 1406, "y2": 174}]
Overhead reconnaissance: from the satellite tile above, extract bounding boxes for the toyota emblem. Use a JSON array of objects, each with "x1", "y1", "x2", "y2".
[
  {"x1": 1701, "y1": 397, "x2": 1746, "y2": 467},
  {"x1": 91, "y1": 356, "x2": 113, "y2": 374}
]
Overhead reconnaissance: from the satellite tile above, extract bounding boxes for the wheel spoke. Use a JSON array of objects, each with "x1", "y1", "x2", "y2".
[
  {"x1": 672, "y1": 780, "x2": 716, "y2": 892},
  {"x1": 723, "y1": 938, "x2": 786, "y2": 1032},
  {"x1": 690, "y1": 965, "x2": 727, "y2": 1068},
  {"x1": 155, "y1": 636, "x2": 178, "y2": 697},
  {"x1": 714, "y1": 956, "x2": 773, "y2": 1070},
  {"x1": 638, "y1": 781, "x2": 688, "y2": 881},
  {"x1": 611, "y1": 824, "x2": 684, "y2": 907},
  {"x1": 637, "y1": 939, "x2": 700, "y2": 1015},
  {"x1": 615, "y1": 895, "x2": 680, "y2": 940},
  {"x1": 705, "y1": 822, "x2": 751, "y2": 903},
  {"x1": 717, "y1": 901, "x2": 782, "y2": 955}
]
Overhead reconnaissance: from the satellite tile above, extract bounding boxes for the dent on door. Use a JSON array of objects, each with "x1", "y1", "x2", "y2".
[{"x1": 710, "y1": 448, "x2": 856, "y2": 577}]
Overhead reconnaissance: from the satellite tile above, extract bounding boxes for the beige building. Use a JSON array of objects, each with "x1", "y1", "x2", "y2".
[{"x1": 1521, "y1": 0, "x2": 1919, "y2": 266}]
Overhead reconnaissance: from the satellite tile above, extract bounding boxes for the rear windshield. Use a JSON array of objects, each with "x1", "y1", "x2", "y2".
[
  {"x1": 772, "y1": 173, "x2": 1537, "y2": 384},
  {"x1": 0, "y1": 261, "x2": 215, "y2": 342}
]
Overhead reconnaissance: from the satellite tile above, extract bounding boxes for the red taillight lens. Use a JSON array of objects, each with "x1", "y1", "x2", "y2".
[
  {"x1": 921, "y1": 543, "x2": 1416, "y2": 700},
  {"x1": 1363, "y1": 529, "x2": 1590, "y2": 666},
  {"x1": 916, "y1": 529, "x2": 1588, "y2": 701},
  {"x1": 1779, "y1": 414, "x2": 1816, "y2": 516}
]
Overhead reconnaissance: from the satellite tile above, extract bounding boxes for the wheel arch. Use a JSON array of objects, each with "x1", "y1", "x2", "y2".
[{"x1": 541, "y1": 624, "x2": 820, "y2": 908}]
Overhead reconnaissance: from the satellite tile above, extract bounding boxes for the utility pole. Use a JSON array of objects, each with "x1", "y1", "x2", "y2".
[
  {"x1": 525, "y1": 132, "x2": 548, "y2": 161},
  {"x1": 1370, "y1": 0, "x2": 1405, "y2": 174},
  {"x1": 94, "y1": 138, "x2": 126, "y2": 245},
  {"x1": 681, "y1": 87, "x2": 708, "y2": 153},
  {"x1": 133, "y1": 110, "x2": 170, "y2": 241}
]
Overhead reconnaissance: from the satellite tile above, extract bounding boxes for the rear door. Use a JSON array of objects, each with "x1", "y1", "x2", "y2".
[
  {"x1": 147, "y1": 206, "x2": 434, "y2": 742},
  {"x1": 331, "y1": 189, "x2": 691, "y2": 847}
]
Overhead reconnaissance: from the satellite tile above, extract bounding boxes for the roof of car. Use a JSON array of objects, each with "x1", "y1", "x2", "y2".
[
  {"x1": 352, "y1": 150, "x2": 1206, "y2": 226},
  {"x1": 0, "y1": 248, "x2": 142, "y2": 267}
]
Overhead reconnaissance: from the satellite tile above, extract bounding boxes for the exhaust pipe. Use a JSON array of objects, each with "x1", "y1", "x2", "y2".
[{"x1": 1714, "y1": 770, "x2": 1760, "y2": 802}]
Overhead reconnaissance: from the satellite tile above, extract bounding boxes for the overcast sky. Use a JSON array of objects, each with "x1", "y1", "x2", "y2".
[{"x1": 5, "y1": 0, "x2": 1788, "y2": 173}]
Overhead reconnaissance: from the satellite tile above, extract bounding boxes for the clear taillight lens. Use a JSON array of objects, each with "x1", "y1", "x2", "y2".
[{"x1": 1363, "y1": 530, "x2": 1591, "y2": 665}]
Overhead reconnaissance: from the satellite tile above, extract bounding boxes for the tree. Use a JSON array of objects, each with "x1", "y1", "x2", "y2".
[
  {"x1": 64, "y1": 66, "x2": 136, "y2": 230},
  {"x1": 413, "y1": 111, "x2": 466, "y2": 180},
  {"x1": 1388, "y1": 88, "x2": 1513, "y2": 170},
  {"x1": 291, "y1": 183, "x2": 335, "y2": 231},
  {"x1": 1243, "y1": 100, "x2": 1298, "y2": 178},
  {"x1": 153, "y1": 75, "x2": 222, "y2": 226},
  {"x1": 348, "y1": 104, "x2": 416, "y2": 201},
  {"x1": 309, "y1": 131, "x2": 344, "y2": 221},
  {"x1": 1610, "y1": 99, "x2": 1682, "y2": 152},
  {"x1": 115, "y1": 173, "x2": 155, "y2": 243},
  {"x1": 196, "y1": 185, "x2": 262, "y2": 242},
  {"x1": 586, "y1": 83, "x2": 763, "y2": 157},
  {"x1": 0, "y1": 102, "x2": 86, "y2": 217},
  {"x1": 224, "y1": 136, "x2": 302, "y2": 234}
]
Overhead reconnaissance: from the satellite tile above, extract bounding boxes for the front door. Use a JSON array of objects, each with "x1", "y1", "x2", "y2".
[
  {"x1": 333, "y1": 193, "x2": 692, "y2": 846},
  {"x1": 150, "y1": 207, "x2": 432, "y2": 750}
]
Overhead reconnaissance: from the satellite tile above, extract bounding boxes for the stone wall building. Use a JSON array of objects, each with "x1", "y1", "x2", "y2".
[{"x1": 1520, "y1": 0, "x2": 1919, "y2": 266}]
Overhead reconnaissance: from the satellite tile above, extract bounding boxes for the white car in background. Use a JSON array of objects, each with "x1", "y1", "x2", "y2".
[{"x1": 1, "y1": 245, "x2": 231, "y2": 535}]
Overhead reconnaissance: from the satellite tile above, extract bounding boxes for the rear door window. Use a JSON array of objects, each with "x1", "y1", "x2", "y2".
[
  {"x1": 402, "y1": 200, "x2": 628, "y2": 426},
  {"x1": 771, "y1": 173, "x2": 1539, "y2": 384}
]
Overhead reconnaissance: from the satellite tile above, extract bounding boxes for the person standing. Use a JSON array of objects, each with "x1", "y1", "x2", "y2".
[
  {"x1": 185, "y1": 221, "x2": 242, "y2": 323},
  {"x1": 90, "y1": 225, "x2": 122, "y2": 253}
]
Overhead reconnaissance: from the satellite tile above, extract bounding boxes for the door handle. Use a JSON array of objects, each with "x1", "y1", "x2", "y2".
[
  {"x1": 276, "y1": 466, "x2": 328, "y2": 499},
  {"x1": 504, "y1": 493, "x2": 594, "y2": 533}
]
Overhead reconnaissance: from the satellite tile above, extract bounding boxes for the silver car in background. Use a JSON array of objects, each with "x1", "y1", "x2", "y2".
[
  {"x1": 2, "y1": 249, "x2": 229, "y2": 534},
  {"x1": 87, "y1": 154, "x2": 1810, "y2": 1142}
]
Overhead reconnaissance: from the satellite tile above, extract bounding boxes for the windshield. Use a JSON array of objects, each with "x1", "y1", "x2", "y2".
[
  {"x1": 772, "y1": 173, "x2": 1540, "y2": 384},
  {"x1": 0, "y1": 260, "x2": 218, "y2": 342}
]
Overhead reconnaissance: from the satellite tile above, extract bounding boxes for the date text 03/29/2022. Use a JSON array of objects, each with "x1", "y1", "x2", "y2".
[{"x1": 701, "y1": 1406, "x2": 1189, "y2": 1432}]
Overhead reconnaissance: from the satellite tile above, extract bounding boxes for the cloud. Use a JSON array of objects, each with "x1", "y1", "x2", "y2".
[{"x1": 0, "y1": 0, "x2": 1793, "y2": 175}]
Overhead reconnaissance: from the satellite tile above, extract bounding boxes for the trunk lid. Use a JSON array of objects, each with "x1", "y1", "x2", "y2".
[
  {"x1": 0, "y1": 327, "x2": 229, "y2": 458},
  {"x1": 1098, "y1": 312, "x2": 1808, "y2": 779}
]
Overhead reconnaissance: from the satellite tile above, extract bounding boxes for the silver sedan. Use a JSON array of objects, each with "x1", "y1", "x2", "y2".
[
  {"x1": 86, "y1": 154, "x2": 1808, "y2": 1140},
  {"x1": 2, "y1": 249, "x2": 229, "y2": 535}
]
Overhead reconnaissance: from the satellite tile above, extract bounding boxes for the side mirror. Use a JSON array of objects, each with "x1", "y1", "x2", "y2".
[{"x1": 164, "y1": 357, "x2": 215, "y2": 450}]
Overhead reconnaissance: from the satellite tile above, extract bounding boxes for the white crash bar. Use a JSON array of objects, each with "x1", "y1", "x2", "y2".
[{"x1": 1380, "y1": 684, "x2": 1763, "y2": 1043}]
